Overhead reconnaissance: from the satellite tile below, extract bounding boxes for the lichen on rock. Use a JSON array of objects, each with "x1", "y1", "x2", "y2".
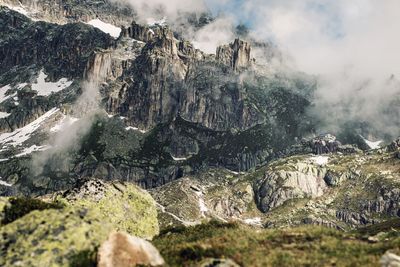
[
  {"x1": 61, "y1": 178, "x2": 160, "y2": 239},
  {"x1": 0, "y1": 206, "x2": 113, "y2": 267}
]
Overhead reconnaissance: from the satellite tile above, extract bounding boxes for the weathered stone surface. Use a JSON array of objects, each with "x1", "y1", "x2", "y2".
[
  {"x1": 0, "y1": 206, "x2": 113, "y2": 267},
  {"x1": 254, "y1": 161, "x2": 328, "y2": 212},
  {"x1": 216, "y1": 38, "x2": 252, "y2": 71},
  {"x1": 380, "y1": 251, "x2": 400, "y2": 267},
  {"x1": 97, "y1": 232, "x2": 164, "y2": 267},
  {"x1": 0, "y1": 0, "x2": 135, "y2": 26},
  {"x1": 0, "y1": 6, "x2": 114, "y2": 79},
  {"x1": 62, "y1": 178, "x2": 160, "y2": 239}
]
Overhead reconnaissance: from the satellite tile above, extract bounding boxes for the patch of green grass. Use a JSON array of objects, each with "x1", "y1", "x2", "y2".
[
  {"x1": 1, "y1": 197, "x2": 64, "y2": 225},
  {"x1": 154, "y1": 221, "x2": 400, "y2": 267}
]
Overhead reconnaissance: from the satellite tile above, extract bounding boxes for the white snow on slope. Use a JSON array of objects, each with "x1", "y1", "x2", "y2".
[
  {"x1": 87, "y1": 19, "x2": 121, "y2": 39},
  {"x1": 3, "y1": 4, "x2": 28, "y2": 16},
  {"x1": 125, "y1": 126, "x2": 147, "y2": 134},
  {"x1": 171, "y1": 155, "x2": 188, "y2": 161},
  {"x1": 243, "y1": 217, "x2": 263, "y2": 226},
  {"x1": 50, "y1": 115, "x2": 79, "y2": 133},
  {"x1": 15, "y1": 145, "x2": 49, "y2": 157},
  {"x1": 0, "y1": 179, "x2": 12, "y2": 187},
  {"x1": 0, "y1": 108, "x2": 59, "y2": 149},
  {"x1": 194, "y1": 191, "x2": 208, "y2": 217},
  {"x1": 311, "y1": 155, "x2": 329, "y2": 166},
  {"x1": 360, "y1": 135, "x2": 383, "y2": 150},
  {"x1": 32, "y1": 70, "x2": 73, "y2": 96},
  {"x1": 0, "y1": 112, "x2": 10, "y2": 119},
  {"x1": 0, "y1": 85, "x2": 12, "y2": 103}
]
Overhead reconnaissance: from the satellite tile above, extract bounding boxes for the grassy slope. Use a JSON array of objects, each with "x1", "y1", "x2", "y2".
[{"x1": 153, "y1": 220, "x2": 400, "y2": 267}]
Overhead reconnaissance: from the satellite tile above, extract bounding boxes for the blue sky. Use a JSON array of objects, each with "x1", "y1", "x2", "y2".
[{"x1": 204, "y1": 0, "x2": 344, "y2": 39}]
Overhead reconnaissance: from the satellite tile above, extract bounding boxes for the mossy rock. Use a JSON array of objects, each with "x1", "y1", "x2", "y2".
[
  {"x1": 0, "y1": 206, "x2": 113, "y2": 267},
  {"x1": 0, "y1": 197, "x2": 64, "y2": 226},
  {"x1": 62, "y1": 179, "x2": 159, "y2": 239}
]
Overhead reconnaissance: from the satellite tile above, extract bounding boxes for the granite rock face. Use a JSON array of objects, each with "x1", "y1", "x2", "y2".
[
  {"x1": 0, "y1": 2, "x2": 319, "y2": 193},
  {"x1": 0, "y1": 0, "x2": 135, "y2": 26},
  {"x1": 254, "y1": 161, "x2": 328, "y2": 213},
  {"x1": 0, "y1": 6, "x2": 114, "y2": 79},
  {"x1": 216, "y1": 38, "x2": 252, "y2": 71}
]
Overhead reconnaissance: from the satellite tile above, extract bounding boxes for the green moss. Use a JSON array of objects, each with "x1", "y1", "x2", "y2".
[
  {"x1": 65, "y1": 182, "x2": 159, "y2": 239},
  {"x1": 0, "y1": 206, "x2": 113, "y2": 267}
]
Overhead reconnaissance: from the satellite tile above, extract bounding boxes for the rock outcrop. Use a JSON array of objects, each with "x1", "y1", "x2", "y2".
[
  {"x1": 216, "y1": 38, "x2": 252, "y2": 71},
  {"x1": 62, "y1": 178, "x2": 160, "y2": 239},
  {"x1": 98, "y1": 232, "x2": 164, "y2": 267},
  {"x1": 254, "y1": 160, "x2": 328, "y2": 212},
  {"x1": 0, "y1": 204, "x2": 114, "y2": 266},
  {"x1": 0, "y1": 0, "x2": 135, "y2": 26}
]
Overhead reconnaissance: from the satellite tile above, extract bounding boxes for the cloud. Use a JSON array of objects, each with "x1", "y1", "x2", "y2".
[
  {"x1": 191, "y1": 16, "x2": 235, "y2": 54},
  {"x1": 221, "y1": 0, "x2": 400, "y2": 139},
  {"x1": 111, "y1": 0, "x2": 207, "y2": 23}
]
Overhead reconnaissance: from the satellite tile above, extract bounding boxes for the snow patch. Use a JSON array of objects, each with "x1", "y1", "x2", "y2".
[
  {"x1": 0, "y1": 85, "x2": 12, "y2": 103},
  {"x1": 0, "y1": 179, "x2": 12, "y2": 187},
  {"x1": 15, "y1": 145, "x2": 49, "y2": 157},
  {"x1": 311, "y1": 155, "x2": 329, "y2": 166},
  {"x1": 0, "y1": 112, "x2": 10, "y2": 119},
  {"x1": 194, "y1": 191, "x2": 208, "y2": 217},
  {"x1": 32, "y1": 70, "x2": 73, "y2": 96},
  {"x1": 87, "y1": 19, "x2": 121, "y2": 39},
  {"x1": 171, "y1": 155, "x2": 188, "y2": 161},
  {"x1": 3, "y1": 4, "x2": 28, "y2": 16},
  {"x1": 360, "y1": 135, "x2": 383, "y2": 150},
  {"x1": 0, "y1": 108, "x2": 59, "y2": 149},
  {"x1": 125, "y1": 126, "x2": 147, "y2": 134},
  {"x1": 17, "y1": 83, "x2": 28, "y2": 89},
  {"x1": 243, "y1": 217, "x2": 263, "y2": 226},
  {"x1": 50, "y1": 115, "x2": 79, "y2": 133}
]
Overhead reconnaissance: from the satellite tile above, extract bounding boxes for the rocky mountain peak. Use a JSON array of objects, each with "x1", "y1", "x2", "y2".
[{"x1": 216, "y1": 38, "x2": 252, "y2": 71}]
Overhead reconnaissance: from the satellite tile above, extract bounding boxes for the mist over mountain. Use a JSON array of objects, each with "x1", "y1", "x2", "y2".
[{"x1": 0, "y1": 0, "x2": 399, "y2": 266}]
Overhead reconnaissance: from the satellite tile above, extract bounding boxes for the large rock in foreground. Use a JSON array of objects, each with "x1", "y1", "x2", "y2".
[
  {"x1": 61, "y1": 178, "x2": 160, "y2": 239},
  {"x1": 0, "y1": 206, "x2": 113, "y2": 266},
  {"x1": 98, "y1": 232, "x2": 164, "y2": 267}
]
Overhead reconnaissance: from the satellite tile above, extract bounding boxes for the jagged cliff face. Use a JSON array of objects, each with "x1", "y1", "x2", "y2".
[
  {"x1": 0, "y1": 2, "x2": 344, "y2": 200},
  {"x1": 0, "y1": 0, "x2": 135, "y2": 26}
]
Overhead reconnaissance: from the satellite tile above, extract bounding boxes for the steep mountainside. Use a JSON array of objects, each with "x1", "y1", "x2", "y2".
[
  {"x1": 0, "y1": 3, "x2": 317, "y2": 195},
  {"x1": 0, "y1": 1, "x2": 399, "y2": 266}
]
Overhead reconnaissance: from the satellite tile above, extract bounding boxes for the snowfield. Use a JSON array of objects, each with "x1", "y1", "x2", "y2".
[
  {"x1": 87, "y1": 19, "x2": 121, "y2": 39},
  {"x1": 32, "y1": 70, "x2": 73, "y2": 96},
  {"x1": 360, "y1": 135, "x2": 383, "y2": 149},
  {"x1": 0, "y1": 112, "x2": 10, "y2": 119},
  {"x1": 0, "y1": 108, "x2": 59, "y2": 150},
  {"x1": 0, "y1": 85, "x2": 12, "y2": 103},
  {"x1": 311, "y1": 155, "x2": 329, "y2": 166}
]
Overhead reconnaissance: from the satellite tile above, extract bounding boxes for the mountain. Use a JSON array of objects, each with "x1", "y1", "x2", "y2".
[{"x1": 0, "y1": 1, "x2": 399, "y2": 266}]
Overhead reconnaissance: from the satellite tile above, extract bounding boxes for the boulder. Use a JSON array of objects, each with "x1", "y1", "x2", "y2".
[
  {"x1": 254, "y1": 161, "x2": 327, "y2": 212},
  {"x1": 62, "y1": 178, "x2": 160, "y2": 239},
  {"x1": 0, "y1": 206, "x2": 113, "y2": 267},
  {"x1": 216, "y1": 38, "x2": 252, "y2": 71},
  {"x1": 380, "y1": 251, "x2": 400, "y2": 267},
  {"x1": 97, "y1": 232, "x2": 165, "y2": 267}
]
